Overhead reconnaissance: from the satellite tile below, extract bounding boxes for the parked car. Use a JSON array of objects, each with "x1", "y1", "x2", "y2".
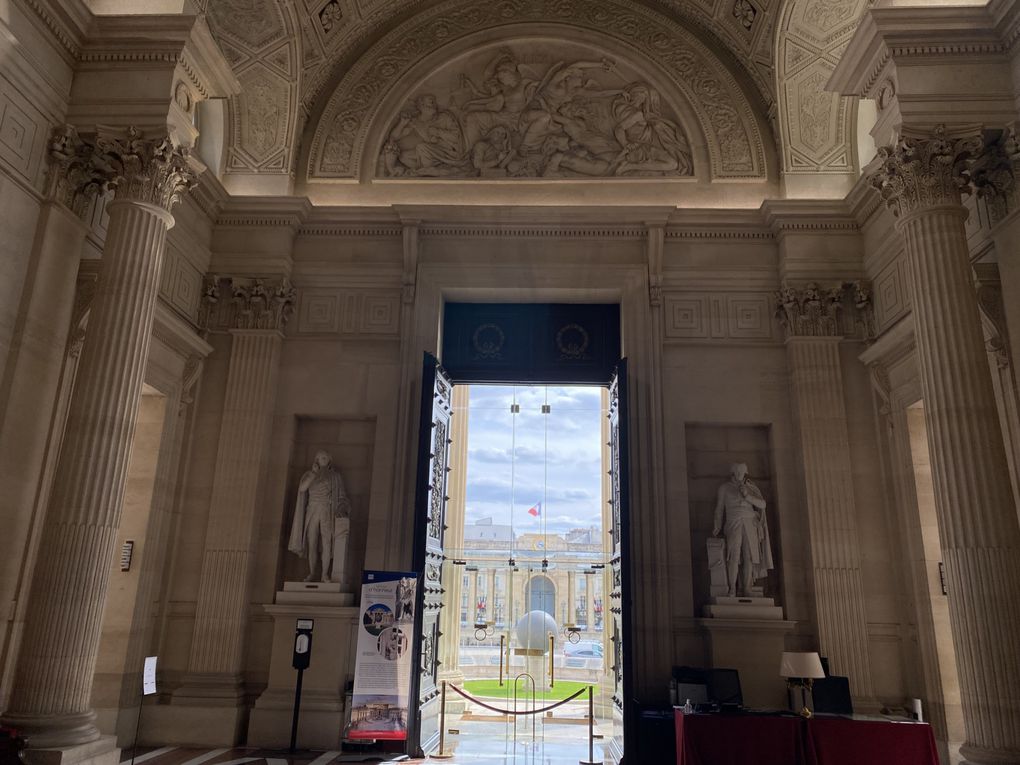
[{"x1": 563, "y1": 640, "x2": 604, "y2": 658}]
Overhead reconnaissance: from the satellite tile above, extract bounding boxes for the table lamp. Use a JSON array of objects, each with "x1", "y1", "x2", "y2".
[{"x1": 780, "y1": 651, "x2": 825, "y2": 717}]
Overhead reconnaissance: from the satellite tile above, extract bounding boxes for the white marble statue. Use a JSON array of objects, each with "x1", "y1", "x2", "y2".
[
  {"x1": 287, "y1": 450, "x2": 352, "y2": 583},
  {"x1": 712, "y1": 462, "x2": 774, "y2": 597}
]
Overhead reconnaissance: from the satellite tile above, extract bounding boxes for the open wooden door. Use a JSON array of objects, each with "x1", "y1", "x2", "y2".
[
  {"x1": 608, "y1": 360, "x2": 634, "y2": 763},
  {"x1": 408, "y1": 352, "x2": 453, "y2": 756}
]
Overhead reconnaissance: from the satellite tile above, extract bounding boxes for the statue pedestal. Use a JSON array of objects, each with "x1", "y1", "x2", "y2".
[
  {"x1": 246, "y1": 596, "x2": 359, "y2": 749},
  {"x1": 703, "y1": 596, "x2": 783, "y2": 620},
  {"x1": 698, "y1": 614, "x2": 795, "y2": 709},
  {"x1": 277, "y1": 580, "x2": 354, "y2": 606}
]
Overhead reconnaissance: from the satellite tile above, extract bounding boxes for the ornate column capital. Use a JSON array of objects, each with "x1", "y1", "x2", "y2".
[
  {"x1": 774, "y1": 281, "x2": 875, "y2": 341},
  {"x1": 47, "y1": 124, "x2": 198, "y2": 217},
  {"x1": 964, "y1": 129, "x2": 1020, "y2": 226},
  {"x1": 47, "y1": 126, "x2": 106, "y2": 220},
  {"x1": 200, "y1": 276, "x2": 297, "y2": 332},
  {"x1": 93, "y1": 126, "x2": 198, "y2": 211},
  {"x1": 869, "y1": 125, "x2": 983, "y2": 219}
]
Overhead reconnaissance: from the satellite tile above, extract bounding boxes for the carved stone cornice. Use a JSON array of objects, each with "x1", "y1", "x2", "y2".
[
  {"x1": 200, "y1": 276, "x2": 297, "y2": 332},
  {"x1": 775, "y1": 281, "x2": 875, "y2": 341},
  {"x1": 868, "y1": 125, "x2": 983, "y2": 219}
]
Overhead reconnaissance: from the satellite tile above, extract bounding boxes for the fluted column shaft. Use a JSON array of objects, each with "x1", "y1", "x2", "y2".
[
  {"x1": 2, "y1": 198, "x2": 174, "y2": 747},
  {"x1": 182, "y1": 330, "x2": 283, "y2": 685},
  {"x1": 0, "y1": 201, "x2": 88, "y2": 707},
  {"x1": 900, "y1": 204, "x2": 1020, "y2": 763},
  {"x1": 786, "y1": 336, "x2": 875, "y2": 698}
]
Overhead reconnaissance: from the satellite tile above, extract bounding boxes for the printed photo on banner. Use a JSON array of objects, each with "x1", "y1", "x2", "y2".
[{"x1": 349, "y1": 570, "x2": 418, "y2": 741}]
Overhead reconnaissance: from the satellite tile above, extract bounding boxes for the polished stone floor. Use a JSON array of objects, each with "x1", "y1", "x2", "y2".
[{"x1": 122, "y1": 702, "x2": 610, "y2": 765}]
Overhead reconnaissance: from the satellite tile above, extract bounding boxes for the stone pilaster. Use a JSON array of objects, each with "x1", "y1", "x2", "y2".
[
  {"x1": 778, "y1": 282, "x2": 875, "y2": 700},
  {"x1": 0, "y1": 126, "x2": 196, "y2": 751},
  {"x1": 870, "y1": 125, "x2": 1020, "y2": 765},
  {"x1": 0, "y1": 128, "x2": 93, "y2": 709},
  {"x1": 172, "y1": 277, "x2": 294, "y2": 736}
]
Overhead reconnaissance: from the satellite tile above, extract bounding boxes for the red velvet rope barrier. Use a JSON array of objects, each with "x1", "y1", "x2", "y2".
[{"x1": 446, "y1": 682, "x2": 589, "y2": 716}]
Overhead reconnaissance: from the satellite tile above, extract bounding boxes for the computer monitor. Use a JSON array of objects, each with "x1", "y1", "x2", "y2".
[
  {"x1": 812, "y1": 675, "x2": 852, "y2": 715},
  {"x1": 677, "y1": 683, "x2": 709, "y2": 704},
  {"x1": 673, "y1": 666, "x2": 743, "y2": 706},
  {"x1": 706, "y1": 668, "x2": 743, "y2": 706}
]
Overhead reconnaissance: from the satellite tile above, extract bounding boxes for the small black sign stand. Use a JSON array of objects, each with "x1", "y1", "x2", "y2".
[{"x1": 290, "y1": 619, "x2": 314, "y2": 754}]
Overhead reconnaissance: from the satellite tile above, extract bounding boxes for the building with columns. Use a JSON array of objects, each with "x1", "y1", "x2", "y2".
[{"x1": 1, "y1": 0, "x2": 1020, "y2": 764}]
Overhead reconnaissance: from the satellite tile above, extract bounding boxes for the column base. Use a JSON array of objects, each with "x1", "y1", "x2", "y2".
[
  {"x1": 248, "y1": 689, "x2": 343, "y2": 749},
  {"x1": 138, "y1": 704, "x2": 246, "y2": 748},
  {"x1": 23, "y1": 735, "x2": 119, "y2": 765},
  {"x1": 699, "y1": 617, "x2": 796, "y2": 709},
  {"x1": 960, "y1": 742, "x2": 1020, "y2": 765}
]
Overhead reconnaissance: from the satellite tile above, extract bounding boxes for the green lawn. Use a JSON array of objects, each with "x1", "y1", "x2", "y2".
[{"x1": 461, "y1": 679, "x2": 592, "y2": 702}]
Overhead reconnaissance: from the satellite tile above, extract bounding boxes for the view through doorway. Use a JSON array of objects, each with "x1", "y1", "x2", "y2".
[{"x1": 435, "y1": 383, "x2": 617, "y2": 762}]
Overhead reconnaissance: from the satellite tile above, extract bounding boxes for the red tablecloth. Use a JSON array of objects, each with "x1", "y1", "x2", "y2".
[
  {"x1": 675, "y1": 711, "x2": 805, "y2": 765},
  {"x1": 806, "y1": 716, "x2": 939, "y2": 765},
  {"x1": 675, "y1": 711, "x2": 939, "y2": 765}
]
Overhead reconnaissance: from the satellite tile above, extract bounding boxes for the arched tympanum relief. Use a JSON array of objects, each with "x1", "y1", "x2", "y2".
[
  {"x1": 305, "y1": 0, "x2": 769, "y2": 182},
  {"x1": 376, "y1": 43, "x2": 695, "y2": 180}
]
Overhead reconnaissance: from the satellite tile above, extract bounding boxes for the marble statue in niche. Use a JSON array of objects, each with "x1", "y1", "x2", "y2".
[
  {"x1": 712, "y1": 462, "x2": 774, "y2": 597},
  {"x1": 378, "y1": 47, "x2": 693, "y2": 179},
  {"x1": 288, "y1": 450, "x2": 352, "y2": 583}
]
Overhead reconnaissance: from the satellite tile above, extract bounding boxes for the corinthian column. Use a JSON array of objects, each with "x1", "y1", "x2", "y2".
[
  {"x1": 777, "y1": 282, "x2": 876, "y2": 701},
  {"x1": 171, "y1": 277, "x2": 294, "y2": 735},
  {"x1": 871, "y1": 126, "x2": 1020, "y2": 765},
  {"x1": 0, "y1": 126, "x2": 196, "y2": 753}
]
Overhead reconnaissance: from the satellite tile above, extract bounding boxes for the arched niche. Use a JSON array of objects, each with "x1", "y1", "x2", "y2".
[{"x1": 301, "y1": 0, "x2": 772, "y2": 185}]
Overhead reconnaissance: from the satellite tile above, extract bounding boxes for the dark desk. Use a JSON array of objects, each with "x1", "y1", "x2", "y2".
[{"x1": 675, "y1": 711, "x2": 939, "y2": 765}]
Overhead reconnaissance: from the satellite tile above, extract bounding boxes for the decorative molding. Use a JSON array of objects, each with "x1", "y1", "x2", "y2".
[
  {"x1": 200, "y1": 275, "x2": 297, "y2": 331},
  {"x1": 159, "y1": 246, "x2": 205, "y2": 325},
  {"x1": 774, "y1": 280, "x2": 875, "y2": 340},
  {"x1": 308, "y1": 0, "x2": 767, "y2": 181},
  {"x1": 294, "y1": 288, "x2": 401, "y2": 336},
  {"x1": 775, "y1": 0, "x2": 865, "y2": 174},
  {"x1": 867, "y1": 361, "x2": 893, "y2": 423},
  {"x1": 420, "y1": 225, "x2": 646, "y2": 239},
  {"x1": 869, "y1": 125, "x2": 982, "y2": 219},
  {"x1": 663, "y1": 291, "x2": 775, "y2": 341}
]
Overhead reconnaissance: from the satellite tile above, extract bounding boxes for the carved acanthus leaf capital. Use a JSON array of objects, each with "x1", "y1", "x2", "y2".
[
  {"x1": 963, "y1": 129, "x2": 1020, "y2": 226},
  {"x1": 47, "y1": 125, "x2": 199, "y2": 215},
  {"x1": 775, "y1": 280, "x2": 875, "y2": 341},
  {"x1": 47, "y1": 126, "x2": 106, "y2": 220},
  {"x1": 93, "y1": 126, "x2": 198, "y2": 211},
  {"x1": 200, "y1": 275, "x2": 297, "y2": 332},
  {"x1": 868, "y1": 125, "x2": 983, "y2": 218}
]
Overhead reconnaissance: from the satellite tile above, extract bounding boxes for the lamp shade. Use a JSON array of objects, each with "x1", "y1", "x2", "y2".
[{"x1": 779, "y1": 651, "x2": 825, "y2": 679}]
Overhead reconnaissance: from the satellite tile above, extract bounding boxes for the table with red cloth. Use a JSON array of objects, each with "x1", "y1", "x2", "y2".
[{"x1": 675, "y1": 710, "x2": 939, "y2": 765}]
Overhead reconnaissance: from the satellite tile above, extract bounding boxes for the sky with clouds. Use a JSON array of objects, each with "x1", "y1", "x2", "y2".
[{"x1": 461, "y1": 385, "x2": 605, "y2": 539}]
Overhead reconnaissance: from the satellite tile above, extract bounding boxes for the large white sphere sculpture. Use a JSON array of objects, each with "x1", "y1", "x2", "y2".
[{"x1": 515, "y1": 610, "x2": 558, "y2": 654}]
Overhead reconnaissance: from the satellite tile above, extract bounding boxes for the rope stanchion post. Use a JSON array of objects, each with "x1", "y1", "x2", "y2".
[
  {"x1": 432, "y1": 680, "x2": 454, "y2": 759},
  {"x1": 579, "y1": 685, "x2": 603, "y2": 765},
  {"x1": 549, "y1": 635, "x2": 555, "y2": 688},
  {"x1": 499, "y1": 634, "x2": 505, "y2": 687}
]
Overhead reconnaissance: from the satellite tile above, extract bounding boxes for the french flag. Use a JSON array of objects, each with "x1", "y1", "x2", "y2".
[{"x1": 527, "y1": 502, "x2": 542, "y2": 517}]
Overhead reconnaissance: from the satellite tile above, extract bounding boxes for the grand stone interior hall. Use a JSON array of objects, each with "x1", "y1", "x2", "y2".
[{"x1": 2, "y1": 0, "x2": 1020, "y2": 764}]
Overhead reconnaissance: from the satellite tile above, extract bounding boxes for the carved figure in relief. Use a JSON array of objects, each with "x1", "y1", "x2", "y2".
[
  {"x1": 377, "y1": 49, "x2": 693, "y2": 179},
  {"x1": 383, "y1": 94, "x2": 467, "y2": 177},
  {"x1": 288, "y1": 450, "x2": 352, "y2": 583},
  {"x1": 712, "y1": 463, "x2": 774, "y2": 597}
]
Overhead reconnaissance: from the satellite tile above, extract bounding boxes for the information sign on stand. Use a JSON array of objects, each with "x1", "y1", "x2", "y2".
[{"x1": 290, "y1": 618, "x2": 314, "y2": 752}]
